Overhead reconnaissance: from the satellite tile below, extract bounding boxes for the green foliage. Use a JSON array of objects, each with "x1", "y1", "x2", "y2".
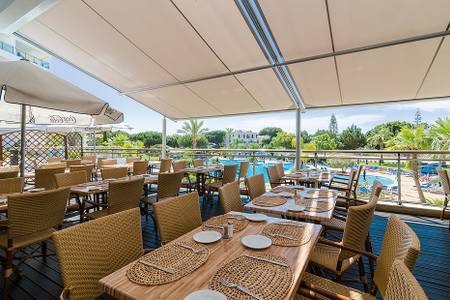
[
  {"x1": 386, "y1": 126, "x2": 430, "y2": 150},
  {"x1": 414, "y1": 108, "x2": 422, "y2": 127},
  {"x1": 430, "y1": 117, "x2": 450, "y2": 151},
  {"x1": 177, "y1": 120, "x2": 207, "y2": 148},
  {"x1": 166, "y1": 134, "x2": 179, "y2": 148},
  {"x1": 329, "y1": 114, "x2": 338, "y2": 135},
  {"x1": 338, "y1": 125, "x2": 366, "y2": 150},
  {"x1": 205, "y1": 130, "x2": 226, "y2": 146},
  {"x1": 311, "y1": 131, "x2": 338, "y2": 150},
  {"x1": 327, "y1": 159, "x2": 355, "y2": 171},
  {"x1": 270, "y1": 131, "x2": 295, "y2": 149},
  {"x1": 177, "y1": 134, "x2": 207, "y2": 148},
  {"x1": 130, "y1": 131, "x2": 161, "y2": 147},
  {"x1": 259, "y1": 127, "x2": 283, "y2": 139},
  {"x1": 301, "y1": 131, "x2": 312, "y2": 143}
]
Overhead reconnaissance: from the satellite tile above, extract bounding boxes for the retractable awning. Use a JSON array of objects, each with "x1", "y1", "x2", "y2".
[{"x1": 14, "y1": 0, "x2": 450, "y2": 119}]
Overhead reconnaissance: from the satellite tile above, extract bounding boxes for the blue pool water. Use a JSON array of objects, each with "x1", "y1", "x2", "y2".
[{"x1": 360, "y1": 174, "x2": 395, "y2": 186}]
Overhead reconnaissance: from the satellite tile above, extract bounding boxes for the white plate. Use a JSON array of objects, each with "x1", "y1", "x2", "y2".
[
  {"x1": 241, "y1": 235, "x2": 272, "y2": 250},
  {"x1": 184, "y1": 290, "x2": 227, "y2": 300},
  {"x1": 245, "y1": 213, "x2": 268, "y2": 222},
  {"x1": 286, "y1": 204, "x2": 305, "y2": 212},
  {"x1": 193, "y1": 231, "x2": 222, "y2": 244}
]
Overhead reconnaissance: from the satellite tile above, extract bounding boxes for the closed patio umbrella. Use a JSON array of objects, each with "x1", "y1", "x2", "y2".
[{"x1": 0, "y1": 60, "x2": 124, "y2": 176}]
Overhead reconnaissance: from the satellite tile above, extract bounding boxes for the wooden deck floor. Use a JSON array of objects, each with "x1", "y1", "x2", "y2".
[{"x1": 2, "y1": 197, "x2": 450, "y2": 300}]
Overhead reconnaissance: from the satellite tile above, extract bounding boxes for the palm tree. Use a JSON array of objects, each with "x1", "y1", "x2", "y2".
[
  {"x1": 225, "y1": 128, "x2": 234, "y2": 148},
  {"x1": 387, "y1": 126, "x2": 430, "y2": 203},
  {"x1": 430, "y1": 117, "x2": 450, "y2": 168},
  {"x1": 177, "y1": 120, "x2": 207, "y2": 149},
  {"x1": 367, "y1": 127, "x2": 392, "y2": 164}
]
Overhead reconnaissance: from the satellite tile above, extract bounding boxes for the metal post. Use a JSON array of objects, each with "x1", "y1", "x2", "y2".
[
  {"x1": 19, "y1": 104, "x2": 26, "y2": 177},
  {"x1": 162, "y1": 117, "x2": 167, "y2": 159},
  {"x1": 397, "y1": 153, "x2": 402, "y2": 205},
  {"x1": 252, "y1": 151, "x2": 256, "y2": 175},
  {"x1": 295, "y1": 108, "x2": 302, "y2": 171}
]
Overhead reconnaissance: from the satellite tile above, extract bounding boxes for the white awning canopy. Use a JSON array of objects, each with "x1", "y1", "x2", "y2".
[{"x1": 14, "y1": 0, "x2": 450, "y2": 119}]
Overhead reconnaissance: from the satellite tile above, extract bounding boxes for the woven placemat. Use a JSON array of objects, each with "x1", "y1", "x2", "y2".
[
  {"x1": 252, "y1": 195, "x2": 288, "y2": 207},
  {"x1": 304, "y1": 190, "x2": 336, "y2": 198},
  {"x1": 210, "y1": 254, "x2": 293, "y2": 300},
  {"x1": 262, "y1": 221, "x2": 312, "y2": 247},
  {"x1": 271, "y1": 185, "x2": 304, "y2": 194},
  {"x1": 126, "y1": 241, "x2": 209, "y2": 285},
  {"x1": 295, "y1": 199, "x2": 334, "y2": 212},
  {"x1": 202, "y1": 214, "x2": 249, "y2": 233}
]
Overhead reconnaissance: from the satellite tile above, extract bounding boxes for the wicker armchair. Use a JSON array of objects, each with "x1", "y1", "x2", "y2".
[
  {"x1": 87, "y1": 177, "x2": 144, "y2": 219},
  {"x1": 126, "y1": 157, "x2": 140, "y2": 163},
  {"x1": 238, "y1": 161, "x2": 249, "y2": 181},
  {"x1": 153, "y1": 192, "x2": 202, "y2": 244},
  {"x1": 141, "y1": 171, "x2": 184, "y2": 221},
  {"x1": 53, "y1": 208, "x2": 144, "y2": 300},
  {"x1": 0, "y1": 170, "x2": 19, "y2": 179},
  {"x1": 1, "y1": 187, "x2": 70, "y2": 298},
  {"x1": 267, "y1": 166, "x2": 283, "y2": 188},
  {"x1": 299, "y1": 215, "x2": 421, "y2": 299},
  {"x1": 159, "y1": 158, "x2": 172, "y2": 173},
  {"x1": 219, "y1": 181, "x2": 243, "y2": 213},
  {"x1": 245, "y1": 174, "x2": 266, "y2": 200},
  {"x1": 0, "y1": 177, "x2": 22, "y2": 195},
  {"x1": 101, "y1": 167, "x2": 128, "y2": 180},
  {"x1": 35, "y1": 167, "x2": 66, "y2": 190},
  {"x1": 69, "y1": 164, "x2": 94, "y2": 181},
  {"x1": 133, "y1": 161, "x2": 148, "y2": 175},
  {"x1": 309, "y1": 182, "x2": 381, "y2": 291},
  {"x1": 206, "y1": 164, "x2": 238, "y2": 202},
  {"x1": 438, "y1": 169, "x2": 450, "y2": 223}
]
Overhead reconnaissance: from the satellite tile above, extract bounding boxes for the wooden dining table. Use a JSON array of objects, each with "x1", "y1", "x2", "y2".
[
  {"x1": 283, "y1": 171, "x2": 332, "y2": 188},
  {"x1": 99, "y1": 212, "x2": 322, "y2": 300},
  {"x1": 183, "y1": 165, "x2": 224, "y2": 196},
  {"x1": 244, "y1": 187, "x2": 338, "y2": 223}
]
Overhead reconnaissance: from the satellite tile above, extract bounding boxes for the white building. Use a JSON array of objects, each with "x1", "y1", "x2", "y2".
[{"x1": 230, "y1": 130, "x2": 258, "y2": 144}]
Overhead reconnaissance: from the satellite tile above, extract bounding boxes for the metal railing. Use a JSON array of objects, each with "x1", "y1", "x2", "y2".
[{"x1": 83, "y1": 146, "x2": 449, "y2": 207}]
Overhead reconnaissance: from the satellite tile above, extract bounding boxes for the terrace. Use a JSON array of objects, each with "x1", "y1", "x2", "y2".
[{"x1": 0, "y1": 1, "x2": 450, "y2": 300}]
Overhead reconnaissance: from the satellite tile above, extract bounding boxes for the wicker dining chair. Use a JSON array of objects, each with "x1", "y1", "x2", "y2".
[
  {"x1": 47, "y1": 157, "x2": 63, "y2": 163},
  {"x1": 101, "y1": 167, "x2": 128, "y2": 180},
  {"x1": 159, "y1": 158, "x2": 172, "y2": 173},
  {"x1": 126, "y1": 156, "x2": 140, "y2": 163},
  {"x1": 55, "y1": 171, "x2": 91, "y2": 221},
  {"x1": 206, "y1": 164, "x2": 238, "y2": 202},
  {"x1": 81, "y1": 155, "x2": 96, "y2": 165},
  {"x1": 40, "y1": 162, "x2": 67, "y2": 169},
  {"x1": 172, "y1": 160, "x2": 195, "y2": 192},
  {"x1": 87, "y1": 177, "x2": 144, "y2": 220},
  {"x1": 245, "y1": 174, "x2": 266, "y2": 200},
  {"x1": 172, "y1": 160, "x2": 187, "y2": 172},
  {"x1": 69, "y1": 164, "x2": 94, "y2": 181},
  {"x1": 238, "y1": 161, "x2": 249, "y2": 181},
  {"x1": 133, "y1": 161, "x2": 148, "y2": 175},
  {"x1": 193, "y1": 159, "x2": 204, "y2": 167},
  {"x1": 1, "y1": 187, "x2": 70, "y2": 298},
  {"x1": 309, "y1": 182, "x2": 381, "y2": 291},
  {"x1": 0, "y1": 170, "x2": 19, "y2": 179},
  {"x1": 141, "y1": 171, "x2": 185, "y2": 220},
  {"x1": 35, "y1": 167, "x2": 66, "y2": 190},
  {"x1": 64, "y1": 159, "x2": 82, "y2": 167},
  {"x1": 53, "y1": 208, "x2": 144, "y2": 300},
  {"x1": 267, "y1": 165, "x2": 283, "y2": 189},
  {"x1": 299, "y1": 215, "x2": 421, "y2": 299},
  {"x1": 219, "y1": 181, "x2": 243, "y2": 213},
  {"x1": 0, "y1": 177, "x2": 22, "y2": 195},
  {"x1": 98, "y1": 158, "x2": 117, "y2": 168},
  {"x1": 438, "y1": 169, "x2": 450, "y2": 222},
  {"x1": 153, "y1": 192, "x2": 202, "y2": 245}
]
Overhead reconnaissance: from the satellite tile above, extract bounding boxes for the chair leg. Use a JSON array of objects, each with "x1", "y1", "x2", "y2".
[
  {"x1": 365, "y1": 235, "x2": 374, "y2": 278},
  {"x1": 358, "y1": 258, "x2": 369, "y2": 292},
  {"x1": 3, "y1": 251, "x2": 13, "y2": 300},
  {"x1": 145, "y1": 202, "x2": 149, "y2": 221},
  {"x1": 41, "y1": 241, "x2": 48, "y2": 262}
]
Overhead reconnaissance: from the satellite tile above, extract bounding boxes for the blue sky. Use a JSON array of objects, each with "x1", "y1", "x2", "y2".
[{"x1": 48, "y1": 57, "x2": 450, "y2": 135}]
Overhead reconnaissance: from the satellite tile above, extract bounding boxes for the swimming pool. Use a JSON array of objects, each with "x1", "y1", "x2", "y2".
[{"x1": 360, "y1": 174, "x2": 395, "y2": 186}]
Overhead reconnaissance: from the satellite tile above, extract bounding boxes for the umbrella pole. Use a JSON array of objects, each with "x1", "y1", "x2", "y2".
[{"x1": 20, "y1": 104, "x2": 26, "y2": 178}]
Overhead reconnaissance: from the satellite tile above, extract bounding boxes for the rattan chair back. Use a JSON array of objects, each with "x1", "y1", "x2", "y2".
[
  {"x1": 48, "y1": 157, "x2": 63, "y2": 163},
  {"x1": 126, "y1": 157, "x2": 139, "y2": 163},
  {"x1": 373, "y1": 215, "x2": 421, "y2": 296},
  {"x1": 157, "y1": 171, "x2": 184, "y2": 199},
  {"x1": 53, "y1": 208, "x2": 143, "y2": 300},
  {"x1": 64, "y1": 159, "x2": 82, "y2": 167},
  {"x1": 339, "y1": 180, "x2": 383, "y2": 261},
  {"x1": 7, "y1": 187, "x2": 69, "y2": 239},
  {"x1": 81, "y1": 156, "x2": 96, "y2": 165},
  {"x1": 267, "y1": 166, "x2": 282, "y2": 188},
  {"x1": 245, "y1": 174, "x2": 266, "y2": 200},
  {"x1": 351, "y1": 165, "x2": 365, "y2": 193},
  {"x1": 55, "y1": 171, "x2": 87, "y2": 188},
  {"x1": 98, "y1": 158, "x2": 117, "y2": 168},
  {"x1": 222, "y1": 164, "x2": 238, "y2": 184},
  {"x1": 159, "y1": 158, "x2": 172, "y2": 173},
  {"x1": 0, "y1": 177, "x2": 22, "y2": 194},
  {"x1": 438, "y1": 169, "x2": 450, "y2": 195},
  {"x1": 101, "y1": 167, "x2": 128, "y2": 180},
  {"x1": 69, "y1": 164, "x2": 94, "y2": 180},
  {"x1": 384, "y1": 260, "x2": 428, "y2": 300},
  {"x1": 133, "y1": 161, "x2": 148, "y2": 175},
  {"x1": 0, "y1": 170, "x2": 19, "y2": 179},
  {"x1": 108, "y1": 177, "x2": 144, "y2": 214},
  {"x1": 193, "y1": 159, "x2": 204, "y2": 167},
  {"x1": 153, "y1": 192, "x2": 202, "y2": 244},
  {"x1": 40, "y1": 162, "x2": 67, "y2": 169},
  {"x1": 238, "y1": 161, "x2": 249, "y2": 179},
  {"x1": 35, "y1": 167, "x2": 66, "y2": 190},
  {"x1": 219, "y1": 181, "x2": 243, "y2": 213},
  {"x1": 275, "y1": 162, "x2": 285, "y2": 177},
  {"x1": 172, "y1": 160, "x2": 187, "y2": 172}
]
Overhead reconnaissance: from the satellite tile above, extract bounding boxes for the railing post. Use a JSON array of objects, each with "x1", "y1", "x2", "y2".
[
  {"x1": 252, "y1": 151, "x2": 256, "y2": 175},
  {"x1": 314, "y1": 152, "x2": 318, "y2": 167},
  {"x1": 397, "y1": 152, "x2": 402, "y2": 205}
]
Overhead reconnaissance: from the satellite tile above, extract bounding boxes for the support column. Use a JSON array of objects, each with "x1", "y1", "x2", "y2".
[
  {"x1": 161, "y1": 117, "x2": 167, "y2": 158},
  {"x1": 19, "y1": 104, "x2": 26, "y2": 177},
  {"x1": 295, "y1": 108, "x2": 302, "y2": 171}
]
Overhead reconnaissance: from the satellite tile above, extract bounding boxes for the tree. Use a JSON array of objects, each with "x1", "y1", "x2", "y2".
[
  {"x1": 430, "y1": 117, "x2": 450, "y2": 151},
  {"x1": 259, "y1": 127, "x2": 283, "y2": 140},
  {"x1": 366, "y1": 127, "x2": 392, "y2": 150},
  {"x1": 130, "y1": 131, "x2": 161, "y2": 147},
  {"x1": 338, "y1": 125, "x2": 366, "y2": 150},
  {"x1": 177, "y1": 134, "x2": 207, "y2": 148},
  {"x1": 414, "y1": 108, "x2": 422, "y2": 127},
  {"x1": 205, "y1": 130, "x2": 226, "y2": 147},
  {"x1": 301, "y1": 131, "x2": 312, "y2": 143},
  {"x1": 387, "y1": 126, "x2": 431, "y2": 203},
  {"x1": 177, "y1": 120, "x2": 207, "y2": 148},
  {"x1": 270, "y1": 132, "x2": 295, "y2": 149},
  {"x1": 166, "y1": 134, "x2": 179, "y2": 148},
  {"x1": 311, "y1": 131, "x2": 338, "y2": 150},
  {"x1": 329, "y1": 114, "x2": 338, "y2": 135},
  {"x1": 225, "y1": 128, "x2": 234, "y2": 148}
]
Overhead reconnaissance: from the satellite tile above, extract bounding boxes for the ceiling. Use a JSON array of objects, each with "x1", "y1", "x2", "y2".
[{"x1": 15, "y1": 0, "x2": 450, "y2": 119}]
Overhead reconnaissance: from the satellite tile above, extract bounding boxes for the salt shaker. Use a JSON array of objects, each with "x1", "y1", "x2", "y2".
[{"x1": 223, "y1": 221, "x2": 233, "y2": 239}]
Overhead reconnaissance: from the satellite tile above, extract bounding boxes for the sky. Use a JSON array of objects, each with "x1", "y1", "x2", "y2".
[{"x1": 48, "y1": 57, "x2": 450, "y2": 135}]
